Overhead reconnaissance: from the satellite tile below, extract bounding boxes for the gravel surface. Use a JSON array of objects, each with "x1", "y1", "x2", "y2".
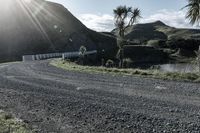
[{"x1": 0, "y1": 60, "x2": 200, "y2": 133}]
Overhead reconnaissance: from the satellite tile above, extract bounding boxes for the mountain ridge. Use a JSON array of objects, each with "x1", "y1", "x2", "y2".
[
  {"x1": 0, "y1": 0, "x2": 117, "y2": 62},
  {"x1": 111, "y1": 20, "x2": 200, "y2": 42}
]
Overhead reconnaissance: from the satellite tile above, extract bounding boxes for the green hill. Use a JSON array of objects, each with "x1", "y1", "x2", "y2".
[{"x1": 112, "y1": 21, "x2": 200, "y2": 43}]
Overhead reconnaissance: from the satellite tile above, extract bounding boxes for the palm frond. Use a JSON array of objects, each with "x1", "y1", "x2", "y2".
[
  {"x1": 128, "y1": 8, "x2": 142, "y2": 26},
  {"x1": 184, "y1": 0, "x2": 200, "y2": 25}
]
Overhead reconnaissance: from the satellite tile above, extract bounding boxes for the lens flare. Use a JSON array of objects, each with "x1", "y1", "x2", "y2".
[
  {"x1": 24, "y1": 0, "x2": 32, "y2": 3},
  {"x1": 0, "y1": 0, "x2": 68, "y2": 52},
  {"x1": 16, "y1": 0, "x2": 62, "y2": 50}
]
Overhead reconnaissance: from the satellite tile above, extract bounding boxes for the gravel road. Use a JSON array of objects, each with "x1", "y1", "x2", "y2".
[{"x1": 0, "y1": 60, "x2": 200, "y2": 133}]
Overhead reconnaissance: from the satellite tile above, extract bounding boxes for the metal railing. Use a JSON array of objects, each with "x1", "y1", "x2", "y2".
[{"x1": 22, "y1": 50, "x2": 97, "y2": 62}]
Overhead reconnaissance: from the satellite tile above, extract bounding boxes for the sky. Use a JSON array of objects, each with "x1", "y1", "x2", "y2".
[{"x1": 48, "y1": 0, "x2": 198, "y2": 32}]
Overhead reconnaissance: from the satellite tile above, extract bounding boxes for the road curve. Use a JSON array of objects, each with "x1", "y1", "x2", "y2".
[{"x1": 0, "y1": 60, "x2": 200, "y2": 132}]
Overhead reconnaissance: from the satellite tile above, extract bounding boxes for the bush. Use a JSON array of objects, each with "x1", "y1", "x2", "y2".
[
  {"x1": 123, "y1": 58, "x2": 133, "y2": 68},
  {"x1": 79, "y1": 46, "x2": 87, "y2": 56},
  {"x1": 78, "y1": 45, "x2": 87, "y2": 65},
  {"x1": 105, "y1": 59, "x2": 114, "y2": 68},
  {"x1": 147, "y1": 40, "x2": 167, "y2": 48}
]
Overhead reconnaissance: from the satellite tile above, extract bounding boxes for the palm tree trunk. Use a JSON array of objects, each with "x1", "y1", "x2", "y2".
[
  {"x1": 121, "y1": 48, "x2": 124, "y2": 68},
  {"x1": 128, "y1": 18, "x2": 133, "y2": 26},
  {"x1": 118, "y1": 48, "x2": 124, "y2": 68},
  {"x1": 199, "y1": 60, "x2": 200, "y2": 73}
]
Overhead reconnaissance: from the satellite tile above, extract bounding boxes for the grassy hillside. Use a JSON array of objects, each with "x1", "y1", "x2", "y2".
[{"x1": 112, "y1": 21, "x2": 200, "y2": 43}]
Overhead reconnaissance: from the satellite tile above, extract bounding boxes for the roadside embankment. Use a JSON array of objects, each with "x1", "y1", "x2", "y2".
[{"x1": 51, "y1": 59, "x2": 200, "y2": 82}]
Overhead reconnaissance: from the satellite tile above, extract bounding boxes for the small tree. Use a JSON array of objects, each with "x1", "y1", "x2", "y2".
[
  {"x1": 114, "y1": 6, "x2": 130, "y2": 68},
  {"x1": 114, "y1": 5, "x2": 141, "y2": 68},
  {"x1": 79, "y1": 46, "x2": 87, "y2": 65}
]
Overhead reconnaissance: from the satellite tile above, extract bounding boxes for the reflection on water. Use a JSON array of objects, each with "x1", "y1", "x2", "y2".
[{"x1": 158, "y1": 63, "x2": 198, "y2": 73}]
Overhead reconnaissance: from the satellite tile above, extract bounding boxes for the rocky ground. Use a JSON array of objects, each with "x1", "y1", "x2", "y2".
[{"x1": 0, "y1": 60, "x2": 200, "y2": 132}]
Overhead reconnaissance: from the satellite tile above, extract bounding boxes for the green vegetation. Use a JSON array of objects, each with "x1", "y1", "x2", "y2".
[
  {"x1": 0, "y1": 110, "x2": 31, "y2": 133},
  {"x1": 183, "y1": 0, "x2": 200, "y2": 72},
  {"x1": 105, "y1": 59, "x2": 114, "y2": 68},
  {"x1": 78, "y1": 46, "x2": 87, "y2": 65},
  {"x1": 51, "y1": 59, "x2": 200, "y2": 82},
  {"x1": 0, "y1": 62, "x2": 19, "y2": 65}
]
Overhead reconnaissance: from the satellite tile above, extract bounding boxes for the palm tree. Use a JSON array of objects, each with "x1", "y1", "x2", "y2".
[
  {"x1": 114, "y1": 6, "x2": 131, "y2": 37},
  {"x1": 113, "y1": 6, "x2": 131, "y2": 68},
  {"x1": 183, "y1": 0, "x2": 200, "y2": 72},
  {"x1": 114, "y1": 6, "x2": 141, "y2": 68},
  {"x1": 128, "y1": 8, "x2": 141, "y2": 26},
  {"x1": 183, "y1": 0, "x2": 200, "y2": 25}
]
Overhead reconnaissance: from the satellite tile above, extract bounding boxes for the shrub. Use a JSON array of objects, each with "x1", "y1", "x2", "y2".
[
  {"x1": 105, "y1": 59, "x2": 114, "y2": 68},
  {"x1": 123, "y1": 58, "x2": 133, "y2": 68},
  {"x1": 147, "y1": 40, "x2": 167, "y2": 48},
  {"x1": 78, "y1": 46, "x2": 87, "y2": 65},
  {"x1": 147, "y1": 40, "x2": 159, "y2": 47},
  {"x1": 79, "y1": 46, "x2": 87, "y2": 57}
]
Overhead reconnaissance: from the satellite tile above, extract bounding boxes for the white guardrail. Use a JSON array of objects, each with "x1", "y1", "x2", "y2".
[{"x1": 22, "y1": 50, "x2": 97, "y2": 62}]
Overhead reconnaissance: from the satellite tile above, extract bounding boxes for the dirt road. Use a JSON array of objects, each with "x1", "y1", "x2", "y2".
[{"x1": 0, "y1": 60, "x2": 200, "y2": 132}]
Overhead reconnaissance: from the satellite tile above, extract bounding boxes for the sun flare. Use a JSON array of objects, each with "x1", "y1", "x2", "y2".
[{"x1": 24, "y1": 0, "x2": 32, "y2": 3}]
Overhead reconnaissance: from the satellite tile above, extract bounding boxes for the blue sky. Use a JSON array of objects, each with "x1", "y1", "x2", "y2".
[{"x1": 48, "y1": 0, "x2": 197, "y2": 31}]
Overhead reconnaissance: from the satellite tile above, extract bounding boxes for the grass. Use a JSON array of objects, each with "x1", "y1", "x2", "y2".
[
  {"x1": 0, "y1": 110, "x2": 32, "y2": 133},
  {"x1": 0, "y1": 61, "x2": 20, "y2": 66},
  {"x1": 51, "y1": 59, "x2": 200, "y2": 82}
]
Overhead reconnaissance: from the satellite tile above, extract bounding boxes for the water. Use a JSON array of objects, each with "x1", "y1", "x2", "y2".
[{"x1": 157, "y1": 63, "x2": 199, "y2": 73}]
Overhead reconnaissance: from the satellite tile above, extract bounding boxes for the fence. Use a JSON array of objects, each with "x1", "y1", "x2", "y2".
[{"x1": 22, "y1": 50, "x2": 97, "y2": 62}]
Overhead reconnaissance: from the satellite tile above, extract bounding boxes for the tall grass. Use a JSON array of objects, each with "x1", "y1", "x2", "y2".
[
  {"x1": 51, "y1": 59, "x2": 200, "y2": 82},
  {"x1": 0, "y1": 110, "x2": 32, "y2": 133}
]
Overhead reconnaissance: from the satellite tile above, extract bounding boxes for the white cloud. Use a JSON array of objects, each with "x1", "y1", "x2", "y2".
[
  {"x1": 79, "y1": 14, "x2": 114, "y2": 32},
  {"x1": 141, "y1": 9, "x2": 199, "y2": 29},
  {"x1": 78, "y1": 10, "x2": 199, "y2": 32}
]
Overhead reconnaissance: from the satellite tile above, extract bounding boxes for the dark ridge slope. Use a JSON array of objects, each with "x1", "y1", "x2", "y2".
[{"x1": 0, "y1": 0, "x2": 116, "y2": 62}]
